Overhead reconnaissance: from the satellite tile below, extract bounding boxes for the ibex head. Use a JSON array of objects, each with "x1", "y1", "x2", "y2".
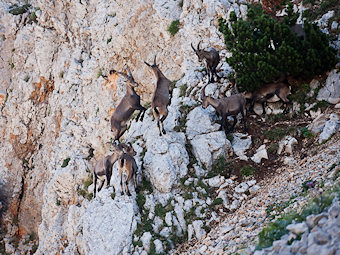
[
  {"x1": 201, "y1": 84, "x2": 209, "y2": 109},
  {"x1": 144, "y1": 55, "x2": 160, "y2": 74},
  {"x1": 121, "y1": 142, "x2": 136, "y2": 156},
  {"x1": 115, "y1": 67, "x2": 140, "y2": 88},
  {"x1": 191, "y1": 41, "x2": 204, "y2": 62}
]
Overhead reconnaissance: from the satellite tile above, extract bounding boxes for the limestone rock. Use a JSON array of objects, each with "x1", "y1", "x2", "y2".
[
  {"x1": 319, "y1": 113, "x2": 339, "y2": 143},
  {"x1": 231, "y1": 133, "x2": 252, "y2": 160},
  {"x1": 286, "y1": 222, "x2": 308, "y2": 235},
  {"x1": 317, "y1": 69, "x2": 340, "y2": 104},
  {"x1": 251, "y1": 145, "x2": 268, "y2": 163},
  {"x1": 277, "y1": 136, "x2": 298, "y2": 155}
]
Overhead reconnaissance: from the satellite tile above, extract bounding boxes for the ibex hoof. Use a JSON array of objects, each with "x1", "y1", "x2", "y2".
[{"x1": 162, "y1": 130, "x2": 166, "y2": 135}]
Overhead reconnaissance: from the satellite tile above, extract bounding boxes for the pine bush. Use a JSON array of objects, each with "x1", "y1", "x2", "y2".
[{"x1": 218, "y1": 4, "x2": 337, "y2": 92}]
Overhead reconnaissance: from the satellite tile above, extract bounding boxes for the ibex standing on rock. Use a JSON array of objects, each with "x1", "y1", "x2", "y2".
[
  {"x1": 244, "y1": 82, "x2": 291, "y2": 116},
  {"x1": 201, "y1": 84, "x2": 247, "y2": 134},
  {"x1": 191, "y1": 41, "x2": 220, "y2": 83},
  {"x1": 110, "y1": 68, "x2": 146, "y2": 143},
  {"x1": 118, "y1": 143, "x2": 138, "y2": 196},
  {"x1": 93, "y1": 143, "x2": 131, "y2": 198},
  {"x1": 144, "y1": 56, "x2": 171, "y2": 136}
]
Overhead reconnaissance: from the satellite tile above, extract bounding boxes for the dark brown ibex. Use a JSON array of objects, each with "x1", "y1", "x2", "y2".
[
  {"x1": 144, "y1": 56, "x2": 171, "y2": 136},
  {"x1": 201, "y1": 84, "x2": 247, "y2": 134},
  {"x1": 191, "y1": 41, "x2": 220, "y2": 83},
  {"x1": 93, "y1": 143, "x2": 132, "y2": 198},
  {"x1": 110, "y1": 68, "x2": 146, "y2": 142},
  {"x1": 118, "y1": 143, "x2": 138, "y2": 196},
  {"x1": 244, "y1": 82, "x2": 291, "y2": 116}
]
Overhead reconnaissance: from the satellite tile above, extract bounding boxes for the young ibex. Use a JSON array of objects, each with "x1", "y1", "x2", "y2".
[
  {"x1": 144, "y1": 56, "x2": 171, "y2": 136},
  {"x1": 244, "y1": 82, "x2": 291, "y2": 116},
  {"x1": 110, "y1": 68, "x2": 146, "y2": 142},
  {"x1": 201, "y1": 84, "x2": 247, "y2": 134},
  {"x1": 118, "y1": 143, "x2": 138, "y2": 196},
  {"x1": 191, "y1": 41, "x2": 220, "y2": 83},
  {"x1": 93, "y1": 142, "x2": 132, "y2": 198}
]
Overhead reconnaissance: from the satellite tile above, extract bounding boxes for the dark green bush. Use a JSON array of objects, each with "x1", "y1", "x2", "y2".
[
  {"x1": 168, "y1": 20, "x2": 180, "y2": 36},
  {"x1": 218, "y1": 4, "x2": 337, "y2": 92}
]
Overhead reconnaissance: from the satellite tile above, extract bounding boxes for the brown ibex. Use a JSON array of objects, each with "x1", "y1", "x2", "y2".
[
  {"x1": 244, "y1": 82, "x2": 291, "y2": 116},
  {"x1": 93, "y1": 143, "x2": 132, "y2": 198},
  {"x1": 110, "y1": 68, "x2": 146, "y2": 142},
  {"x1": 118, "y1": 143, "x2": 138, "y2": 196},
  {"x1": 191, "y1": 41, "x2": 220, "y2": 83},
  {"x1": 201, "y1": 84, "x2": 247, "y2": 134},
  {"x1": 144, "y1": 56, "x2": 171, "y2": 136}
]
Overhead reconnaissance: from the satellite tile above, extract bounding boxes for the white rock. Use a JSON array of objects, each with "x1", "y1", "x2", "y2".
[
  {"x1": 140, "y1": 232, "x2": 152, "y2": 253},
  {"x1": 217, "y1": 190, "x2": 229, "y2": 207},
  {"x1": 277, "y1": 136, "x2": 298, "y2": 155},
  {"x1": 192, "y1": 220, "x2": 206, "y2": 239},
  {"x1": 232, "y1": 133, "x2": 252, "y2": 160},
  {"x1": 308, "y1": 114, "x2": 328, "y2": 133},
  {"x1": 319, "y1": 113, "x2": 339, "y2": 143},
  {"x1": 153, "y1": 239, "x2": 164, "y2": 254},
  {"x1": 251, "y1": 145, "x2": 268, "y2": 163},
  {"x1": 283, "y1": 156, "x2": 296, "y2": 165},
  {"x1": 229, "y1": 199, "x2": 240, "y2": 210},
  {"x1": 249, "y1": 185, "x2": 260, "y2": 194},
  {"x1": 317, "y1": 69, "x2": 340, "y2": 104},
  {"x1": 286, "y1": 222, "x2": 308, "y2": 235},
  {"x1": 207, "y1": 175, "x2": 225, "y2": 187},
  {"x1": 165, "y1": 212, "x2": 173, "y2": 226},
  {"x1": 187, "y1": 224, "x2": 194, "y2": 240},
  {"x1": 235, "y1": 182, "x2": 249, "y2": 193},
  {"x1": 190, "y1": 131, "x2": 231, "y2": 169}
]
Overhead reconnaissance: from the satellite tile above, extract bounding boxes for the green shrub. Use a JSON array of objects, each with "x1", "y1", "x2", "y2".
[
  {"x1": 218, "y1": 4, "x2": 337, "y2": 92},
  {"x1": 9, "y1": 4, "x2": 31, "y2": 15},
  {"x1": 299, "y1": 127, "x2": 314, "y2": 138},
  {"x1": 61, "y1": 158, "x2": 70, "y2": 168},
  {"x1": 168, "y1": 20, "x2": 180, "y2": 36},
  {"x1": 240, "y1": 165, "x2": 256, "y2": 176},
  {"x1": 207, "y1": 155, "x2": 227, "y2": 178}
]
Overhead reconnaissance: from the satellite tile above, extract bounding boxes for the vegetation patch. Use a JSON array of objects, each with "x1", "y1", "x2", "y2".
[
  {"x1": 61, "y1": 158, "x2": 71, "y2": 168},
  {"x1": 264, "y1": 126, "x2": 296, "y2": 141},
  {"x1": 240, "y1": 165, "x2": 256, "y2": 177},
  {"x1": 256, "y1": 181, "x2": 340, "y2": 250},
  {"x1": 9, "y1": 3, "x2": 31, "y2": 15},
  {"x1": 207, "y1": 155, "x2": 227, "y2": 178},
  {"x1": 299, "y1": 127, "x2": 314, "y2": 139},
  {"x1": 167, "y1": 20, "x2": 180, "y2": 36},
  {"x1": 218, "y1": 4, "x2": 337, "y2": 92}
]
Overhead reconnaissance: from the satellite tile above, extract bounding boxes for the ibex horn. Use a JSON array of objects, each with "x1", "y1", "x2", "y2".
[{"x1": 191, "y1": 43, "x2": 197, "y2": 52}]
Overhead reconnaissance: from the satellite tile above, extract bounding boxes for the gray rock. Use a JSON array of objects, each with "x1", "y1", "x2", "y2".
[
  {"x1": 286, "y1": 222, "x2": 308, "y2": 235},
  {"x1": 207, "y1": 175, "x2": 225, "y2": 187},
  {"x1": 153, "y1": 239, "x2": 164, "y2": 254},
  {"x1": 235, "y1": 182, "x2": 249, "y2": 193},
  {"x1": 159, "y1": 227, "x2": 171, "y2": 238},
  {"x1": 232, "y1": 133, "x2": 252, "y2": 160},
  {"x1": 319, "y1": 114, "x2": 339, "y2": 143},
  {"x1": 314, "y1": 231, "x2": 330, "y2": 245},
  {"x1": 165, "y1": 212, "x2": 173, "y2": 226},
  {"x1": 317, "y1": 69, "x2": 340, "y2": 104},
  {"x1": 192, "y1": 220, "x2": 206, "y2": 239},
  {"x1": 251, "y1": 145, "x2": 268, "y2": 163},
  {"x1": 307, "y1": 244, "x2": 335, "y2": 255},
  {"x1": 308, "y1": 114, "x2": 328, "y2": 133},
  {"x1": 278, "y1": 136, "x2": 298, "y2": 155},
  {"x1": 249, "y1": 185, "x2": 260, "y2": 194},
  {"x1": 329, "y1": 203, "x2": 340, "y2": 218},
  {"x1": 141, "y1": 232, "x2": 152, "y2": 253}
]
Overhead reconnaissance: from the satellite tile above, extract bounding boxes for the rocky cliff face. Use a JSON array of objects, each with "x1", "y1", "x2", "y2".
[{"x1": 0, "y1": 0, "x2": 339, "y2": 254}]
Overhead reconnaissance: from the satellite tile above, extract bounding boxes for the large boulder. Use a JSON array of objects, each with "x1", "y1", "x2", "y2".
[
  {"x1": 231, "y1": 133, "x2": 252, "y2": 160},
  {"x1": 317, "y1": 69, "x2": 340, "y2": 104}
]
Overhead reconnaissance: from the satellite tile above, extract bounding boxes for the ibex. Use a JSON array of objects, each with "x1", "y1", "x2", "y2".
[
  {"x1": 93, "y1": 143, "x2": 132, "y2": 198},
  {"x1": 191, "y1": 41, "x2": 220, "y2": 83},
  {"x1": 144, "y1": 56, "x2": 171, "y2": 136},
  {"x1": 244, "y1": 82, "x2": 291, "y2": 116},
  {"x1": 110, "y1": 68, "x2": 146, "y2": 142},
  {"x1": 118, "y1": 143, "x2": 138, "y2": 196},
  {"x1": 201, "y1": 84, "x2": 247, "y2": 134}
]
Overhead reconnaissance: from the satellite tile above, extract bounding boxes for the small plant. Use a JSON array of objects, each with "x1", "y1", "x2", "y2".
[
  {"x1": 97, "y1": 68, "x2": 104, "y2": 78},
  {"x1": 167, "y1": 20, "x2": 180, "y2": 36},
  {"x1": 10, "y1": 62, "x2": 14, "y2": 69},
  {"x1": 107, "y1": 37, "x2": 112, "y2": 44},
  {"x1": 226, "y1": 133, "x2": 234, "y2": 143},
  {"x1": 267, "y1": 143, "x2": 279, "y2": 154},
  {"x1": 179, "y1": 83, "x2": 187, "y2": 97},
  {"x1": 61, "y1": 158, "x2": 70, "y2": 168},
  {"x1": 110, "y1": 192, "x2": 115, "y2": 200},
  {"x1": 178, "y1": 0, "x2": 183, "y2": 8},
  {"x1": 136, "y1": 193, "x2": 146, "y2": 208},
  {"x1": 9, "y1": 4, "x2": 31, "y2": 15},
  {"x1": 311, "y1": 100, "x2": 329, "y2": 112},
  {"x1": 84, "y1": 174, "x2": 93, "y2": 189},
  {"x1": 264, "y1": 126, "x2": 296, "y2": 141},
  {"x1": 24, "y1": 75, "x2": 30, "y2": 82},
  {"x1": 212, "y1": 197, "x2": 223, "y2": 206},
  {"x1": 56, "y1": 198, "x2": 61, "y2": 206},
  {"x1": 299, "y1": 127, "x2": 314, "y2": 138},
  {"x1": 302, "y1": 180, "x2": 315, "y2": 193},
  {"x1": 240, "y1": 165, "x2": 256, "y2": 177},
  {"x1": 207, "y1": 155, "x2": 227, "y2": 178},
  {"x1": 155, "y1": 203, "x2": 166, "y2": 218}
]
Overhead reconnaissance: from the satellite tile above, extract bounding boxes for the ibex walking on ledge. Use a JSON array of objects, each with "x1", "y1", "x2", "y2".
[
  {"x1": 244, "y1": 82, "x2": 291, "y2": 116},
  {"x1": 118, "y1": 143, "x2": 138, "y2": 196},
  {"x1": 191, "y1": 41, "x2": 220, "y2": 83},
  {"x1": 93, "y1": 143, "x2": 132, "y2": 198},
  {"x1": 144, "y1": 56, "x2": 171, "y2": 136},
  {"x1": 110, "y1": 68, "x2": 146, "y2": 142},
  {"x1": 201, "y1": 84, "x2": 247, "y2": 134}
]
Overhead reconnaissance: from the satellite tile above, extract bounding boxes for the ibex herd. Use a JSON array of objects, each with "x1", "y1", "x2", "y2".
[{"x1": 92, "y1": 42, "x2": 291, "y2": 197}]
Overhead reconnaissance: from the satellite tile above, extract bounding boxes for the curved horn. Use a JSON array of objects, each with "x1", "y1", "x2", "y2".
[
  {"x1": 201, "y1": 84, "x2": 208, "y2": 99},
  {"x1": 126, "y1": 67, "x2": 134, "y2": 80},
  {"x1": 197, "y1": 41, "x2": 202, "y2": 51},
  {"x1": 191, "y1": 43, "x2": 196, "y2": 52},
  {"x1": 153, "y1": 55, "x2": 157, "y2": 65},
  {"x1": 144, "y1": 61, "x2": 151, "y2": 67}
]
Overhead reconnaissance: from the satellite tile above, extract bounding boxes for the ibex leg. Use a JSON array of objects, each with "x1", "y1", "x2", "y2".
[
  {"x1": 94, "y1": 173, "x2": 98, "y2": 198},
  {"x1": 226, "y1": 116, "x2": 237, "y2": 134}
]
